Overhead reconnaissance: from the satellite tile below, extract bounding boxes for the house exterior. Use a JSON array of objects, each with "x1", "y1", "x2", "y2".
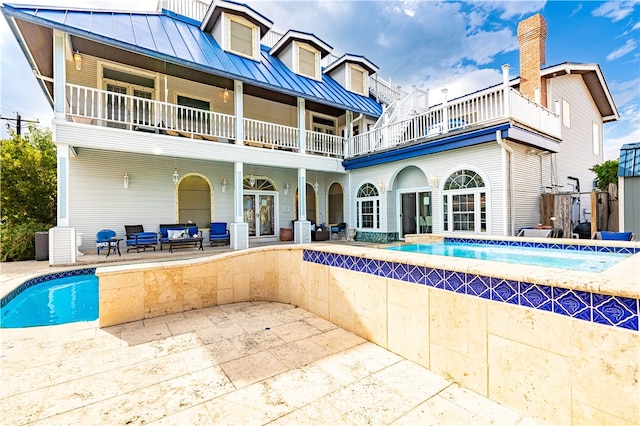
[
  {"x1": 619, "y1": 143, "x2": 640, "y2": 238},
  {"x1": 1, "y1": 1, "x2": 618, "y2": 260}
]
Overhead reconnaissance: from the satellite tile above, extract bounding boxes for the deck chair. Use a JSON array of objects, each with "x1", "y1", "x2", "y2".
[
  {"x1": 96, "y1": 229, "x2": 116, "y2": 255},
  {"x1": 331, "y1": 222, "x2": 347, "y2": 240},
  {"x1": 209, "y1": 222, "x2": 230, "y2": 246},
  {"x1": 592, "y1": 231, "x2": 635, "y2": 241}
]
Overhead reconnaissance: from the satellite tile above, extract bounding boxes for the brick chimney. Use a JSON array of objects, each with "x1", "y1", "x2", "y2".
[{"x1": 517, "y1": 14, "x2": 547, "y2": 107}]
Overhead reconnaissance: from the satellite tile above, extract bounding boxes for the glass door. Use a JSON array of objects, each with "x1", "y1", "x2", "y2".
[
  {"x1": 400, "y1": 191, "x2": 432, "y2": 237},
  {"x1": 243, "y1": 192, "x2": 276, "y2": 237}
]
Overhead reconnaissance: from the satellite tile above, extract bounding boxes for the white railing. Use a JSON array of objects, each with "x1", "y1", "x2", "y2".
[
  {"x1": 243, "y1": 118, "x2": 299, "y2": 151},
  {"x1": 509, "y1": 90, "x2": 561, "y2": 138},
  {"x1": 369, "y1": 75, "x2": 405, "y2": 105},
  {"x1": 305, "y1": 130, "x2": 344, "y2": 157},
  {"x1": 349, "y1": 86, "x2": 560, "y2": 157},
  {"x1": 66, "y1": 84, "x2": 236, "y2": 140},
  {"x1": 157, "y1": 0, "x2": 210, "y2": 20}
]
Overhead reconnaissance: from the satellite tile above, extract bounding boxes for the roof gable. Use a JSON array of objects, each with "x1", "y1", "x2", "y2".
[{"x1": 270, "y1": 30, "x2": 332, "y2": 58}]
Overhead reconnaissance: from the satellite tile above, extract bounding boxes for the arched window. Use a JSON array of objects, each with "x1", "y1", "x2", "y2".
[
  {"x1": 442, "y1": 169, "x2": 487, "y2": 233},
  {"x1": 356, "y1": 183, "x2": 380, "y2": 229}
]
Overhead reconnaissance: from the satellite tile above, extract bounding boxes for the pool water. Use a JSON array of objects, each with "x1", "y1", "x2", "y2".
[
  {"x1": 388, "y1": 242, "x2": 630, "y2": 272},
  {"x1": 1, "y1": 274, "x2": 98, "y2": 328}
]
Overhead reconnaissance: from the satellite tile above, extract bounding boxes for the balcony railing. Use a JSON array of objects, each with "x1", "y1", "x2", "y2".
[
  {"x1": 306, "y1": 130, "x2": 344, "y2": 157},
  {"x1": 348, "y1": 86, "x2": 561, "y2": 157},
  {"x1": 65, "y1": 84, "x2": 346, "y2": 157}
]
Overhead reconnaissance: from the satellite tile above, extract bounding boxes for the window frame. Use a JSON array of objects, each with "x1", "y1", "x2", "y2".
[
  {"x1": 356, "y1": 183, "x2": 380, "y2": 230},
  {"x1": 349, "y1": 64, "x2": 367, "y2": 95},
  {"x1": 226, "y1": 14, "x2": 258, "y2": 60},
  {"x1": 295, "y1": 41, "x2": 320, "y2": 80},
  {"x1": 442, "y1": 169, "x2": 488, "y2": 234}
]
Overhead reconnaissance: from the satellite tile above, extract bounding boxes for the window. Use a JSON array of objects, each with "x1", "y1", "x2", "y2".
[
  {"x1": 562, "y1": 99, "x2": 571, "y2": 128},
  {"x1": 101, "y1": 65, "x2": 156, "y2": 128},
  {"x1": 442, "y1": 169, "x2": 487, "y2": 233},
  {"x1": 177, "y1": 95, "x2": 210, "y2": 133},
  {"x1": 592, "y1": 122, "x2": 600, "y2": 156},
  {"x1": 350, "y1": 65, "x2": 366, "y2": 95},
  {"x1": 356, "y1": 183, "x2": 380, "y2": 229},
  {"x1": 297, "y1": 43, "x2": 318, "y2": 79},
  {"x1": 229, "y1": 17, "x2": 255, "y2": 59}
]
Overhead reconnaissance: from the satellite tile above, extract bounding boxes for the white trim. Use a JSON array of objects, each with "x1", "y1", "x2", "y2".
[
  {"x1": 225, "y1": 13, "x2": 259, "y2": 61},
  {"x1": 440, "y1": 166, "x2": 492, "y2": 234},
  {"x1": 294, "y1": 41, "x2": 320, "y2": 81}
]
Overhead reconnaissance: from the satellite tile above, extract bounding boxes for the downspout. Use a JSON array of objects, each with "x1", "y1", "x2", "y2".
[{"x1": 496, "y1": 130, "x2": 515, "y2": 236}]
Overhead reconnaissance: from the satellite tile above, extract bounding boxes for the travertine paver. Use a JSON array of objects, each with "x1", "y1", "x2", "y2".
[{"x1": 0, "y1": 301, "x2": 539, "y2": 425}]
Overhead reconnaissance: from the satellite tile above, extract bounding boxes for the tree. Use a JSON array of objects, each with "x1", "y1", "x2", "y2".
[
  {"x1": 1, "y1": 125, "x2": 57, "y2": 225},
  {"x1": 1, "y1": 126, "x2": 57, "y2": 261},
  {"x1": 590, "y1": 159, "x2": 619, "y2": 191}
]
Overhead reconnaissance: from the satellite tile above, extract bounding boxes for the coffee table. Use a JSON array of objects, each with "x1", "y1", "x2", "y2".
[{"x1": 168, "y1": 237, "x2": 204, "y2": 253}]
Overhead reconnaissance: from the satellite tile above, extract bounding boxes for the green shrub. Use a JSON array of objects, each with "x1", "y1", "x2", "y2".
[{"x1": 0, "y1": 220, "x2": 52, "y2": 262}]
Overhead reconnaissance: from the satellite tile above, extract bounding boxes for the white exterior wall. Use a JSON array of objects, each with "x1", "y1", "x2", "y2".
[
  {"x1": 278, "y1": 43, "x2": 294, "y2": 70},
  {"x1": 548, "y1": 74, "x2": 603, "y2": 223},
  {"x1": 511, "y1": 142, "x2": 552, "y2": 230},
  {"x1": 67, "y1": 149, "x2": 314, "y2": 252},
  {"x1": 346, "y1": 142, "x2": 507, "y2": 236},
  {"x1": 328, "y1": 66, "x2": 347, "y2": 89}
]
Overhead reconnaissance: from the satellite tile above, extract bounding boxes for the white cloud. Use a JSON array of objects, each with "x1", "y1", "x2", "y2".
[
  {"x1": 470, "y1": 0, "x2": 546, "y2": 19},
  {"x1": 463, "y1": 28, "x2": 518, "y2": 65},
  {"x1": 607, "y1": 39, "x2": 638, "y2": 61},
  {"x1": 592, "y1": 1, "x2": 638, "y2": 22}
]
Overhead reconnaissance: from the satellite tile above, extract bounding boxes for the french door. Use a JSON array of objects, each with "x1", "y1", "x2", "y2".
[
  {"x1": 243, "y1": 192, "x2": 276, "y2": 237},
  {"x1": 400, "y1": 191, "x2": 432, "y2": 237}
]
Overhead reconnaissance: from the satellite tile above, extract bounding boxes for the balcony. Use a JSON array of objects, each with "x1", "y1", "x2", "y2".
[
  {"x1": 65, "y1": 84, "x2": 345, "y2": 158},
  {"x1": 347, "y1": 86, "x2": 561, "y2": 157}
]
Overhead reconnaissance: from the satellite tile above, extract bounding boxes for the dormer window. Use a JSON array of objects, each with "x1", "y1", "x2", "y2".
[
  {"x1": 227, "y1": 15, "x2": 258, "y2": 60},
  {"x1": 296, "y1": 42, "x2": 320, "y2": 80},
  {"x1": 349, "y1": 65, "x2": 366, "y2": 95}
]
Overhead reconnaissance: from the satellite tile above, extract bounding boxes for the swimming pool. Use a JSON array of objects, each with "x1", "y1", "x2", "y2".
[
  {"x1": 1, "y1": 271, "x2": 98, "y2": 328},
  {"x1": 387, "y1": 241, "x2": 631, "y2": 272}
]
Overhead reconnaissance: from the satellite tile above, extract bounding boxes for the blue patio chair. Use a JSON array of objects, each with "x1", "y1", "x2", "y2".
[
  {"x1": 331, "y1": 222, "x2": 347, "y2": 239},
  {"x1": 209, "y1": 222, "x2": 230, "y2": 246},
  {"x1": 96, "y1": 229, "x2": 116, "y2": 255}
]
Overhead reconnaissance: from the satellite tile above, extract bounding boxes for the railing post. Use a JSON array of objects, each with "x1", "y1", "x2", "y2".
[
  {"x1": 441, "y1": 88, "x2": 449, "y2": 133},
  {"x1": 297, "y1": 97, "x2": 305, "y2": 154},
  {"x1": 234, "y1": 80, "x2": 243, "y2": 145},
  {"x1": 502, "y1": 64, "x2": 510, "y2": 117}
]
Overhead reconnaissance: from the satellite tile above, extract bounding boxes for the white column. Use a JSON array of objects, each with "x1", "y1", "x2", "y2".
[
  {"x1": 297, "y1": 97, "x2": 305, "y2": 153},
  {"x1": 234, "y1": 80, "x2": 243, "y2": 145},
  {"x1": 441, "y1": 88, "x2": 449, "y2": 133},
  {"x1": 294, "y1": 168, "x2": 310, "y2": 243},
  {"x1": 230, "y1": 161, "x2": 249, "y2": 249},
  {"x1": 53, "y1": 30, "x2": 66, "y2": 119},
  {"x1": 57, "y1": 143, "x2": 70, "y2": 226}
]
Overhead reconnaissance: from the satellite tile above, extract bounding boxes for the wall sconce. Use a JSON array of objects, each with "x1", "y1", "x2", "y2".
[
  {"x1": 314, "y1": 181, "x2": 319, "y2": 192},
  {"x1": 378, "y1": 181, "x2": 385, "y2": 191},
  {"x1": 223, "y1": 88, "x2": 230, "y2": 104},
  {"x1": 172, "y1": 168, "x2": 179, "y2": 185},
  {"x1": 283, "y1": 183, "x2": 290, "y2": 195},
  {"x1": 429, "y1": 174, "x2": 438, "y2": 187},
  {"x1": 249, "y1": 174, "x2": 255, "y2": 187},
  {"x1": 123, "y1": 172, "x2": 129, "y2": 189},
  {"x1": 73, "y1": 51, "x2": 82, "y2": 71},
  {"x1": 221, "y1": 178, "x2": 228, "y2": 192}
]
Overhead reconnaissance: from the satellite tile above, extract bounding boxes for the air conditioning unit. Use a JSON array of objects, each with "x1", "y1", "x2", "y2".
[{"x1": 49, "y1": 227, "x2": 77, "y2": 265}]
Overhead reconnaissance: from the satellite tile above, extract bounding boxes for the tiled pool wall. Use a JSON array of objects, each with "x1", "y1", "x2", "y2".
[
  {"x1": 303, "y1": 248, "x2": 639, "y2": 331},
  {"x1": 92, "y1": 244, "x2": 638, "y2": 425},
  {"x1": 445, "y1": 236, "x2": 640, "y2": 254},
  {"x1": 0, "y1": 267, "x2": 96, "y2": 309}
]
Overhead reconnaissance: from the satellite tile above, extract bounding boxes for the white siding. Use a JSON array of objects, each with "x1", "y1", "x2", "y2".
[
  {"x1": 279, "y1": 43, "x2": 294, "y2": 71},
  {"x1": 327, "y1": 66, "x2": 347, "y2": 89},
  {"x1": 347, "y1": 142, "x2": 506, "y2": 235},
  {"x1": 548, "y1": 74, "x2": 602, "y2": 222}
]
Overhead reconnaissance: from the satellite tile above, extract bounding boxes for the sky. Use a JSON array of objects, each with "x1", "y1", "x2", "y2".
[{"x1": 1, "y1": 0, "x2": 638, "y2": 160}]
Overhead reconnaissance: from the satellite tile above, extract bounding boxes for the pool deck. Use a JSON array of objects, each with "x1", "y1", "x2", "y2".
[{"x1": 0, "y1": 242, "x2": 540, "y2": 425}]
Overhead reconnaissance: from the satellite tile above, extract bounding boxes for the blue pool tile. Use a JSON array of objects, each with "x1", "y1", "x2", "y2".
[
  {"x1": 467, "y1": 275, "x2": 490, "y2": 299},
  {"x1": 343, "y1": 255, "x2": 355, "y2": 270},
  {"x1": 378, "y1": 261, "x2": 394, "y2": 278},
  {"x1": 553, "y1": 288, "x2": 591, "y2": 321},
  {"x1": 444, "y1": 270, "x2": 465, "y2": 293},
  {"x1": 425, "y1": 268, "x2": 444, "y2": 288},
  {"x1": 363, "y1": 258, "x2": 377, "y2": 275},
  {"x1": 592, "y1": 294, "x2": 639, "y2": 330},
  {"x1": 393, "y1": 263, "x2": 410, "y2": 281},
  {"x1": 491, "y1": 278, "x2": 518, "y2": 304},
  {"x1": 520, "y1": 282, "x2": 552, "y2": 311},
  {"x1": 407, "y1": 265, "x2": 427, "y2": 285}
]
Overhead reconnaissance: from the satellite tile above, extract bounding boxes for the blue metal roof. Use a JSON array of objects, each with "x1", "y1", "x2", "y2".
[
  {"x1": 2, "y1": 4, "x2": 382, "y2": 117},
  {"x1": 619, "y1": 143, "x2": 640, "y2": 177}
]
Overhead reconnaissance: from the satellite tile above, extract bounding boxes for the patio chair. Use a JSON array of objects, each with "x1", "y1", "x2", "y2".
[
  {"x1": 592, "y1": 231, "x2": 635, "y2": 241},
  {"x1": 96, "y1": 229, "x2": 116, "y2": 255},
  {"x1": 331, "y1": 222, "x2": 347, "y2": 240},
  {"x1": 124, "y1": 224, "x2": 158, "y2": 252},
  {"x1": 209, "y1": 222, "x2": 230, "y2": 246}
]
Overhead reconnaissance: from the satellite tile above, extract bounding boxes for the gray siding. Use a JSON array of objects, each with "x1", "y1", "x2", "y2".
[{"x1": 623, "y1": 177, "x2": 640, "y2": 237}]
